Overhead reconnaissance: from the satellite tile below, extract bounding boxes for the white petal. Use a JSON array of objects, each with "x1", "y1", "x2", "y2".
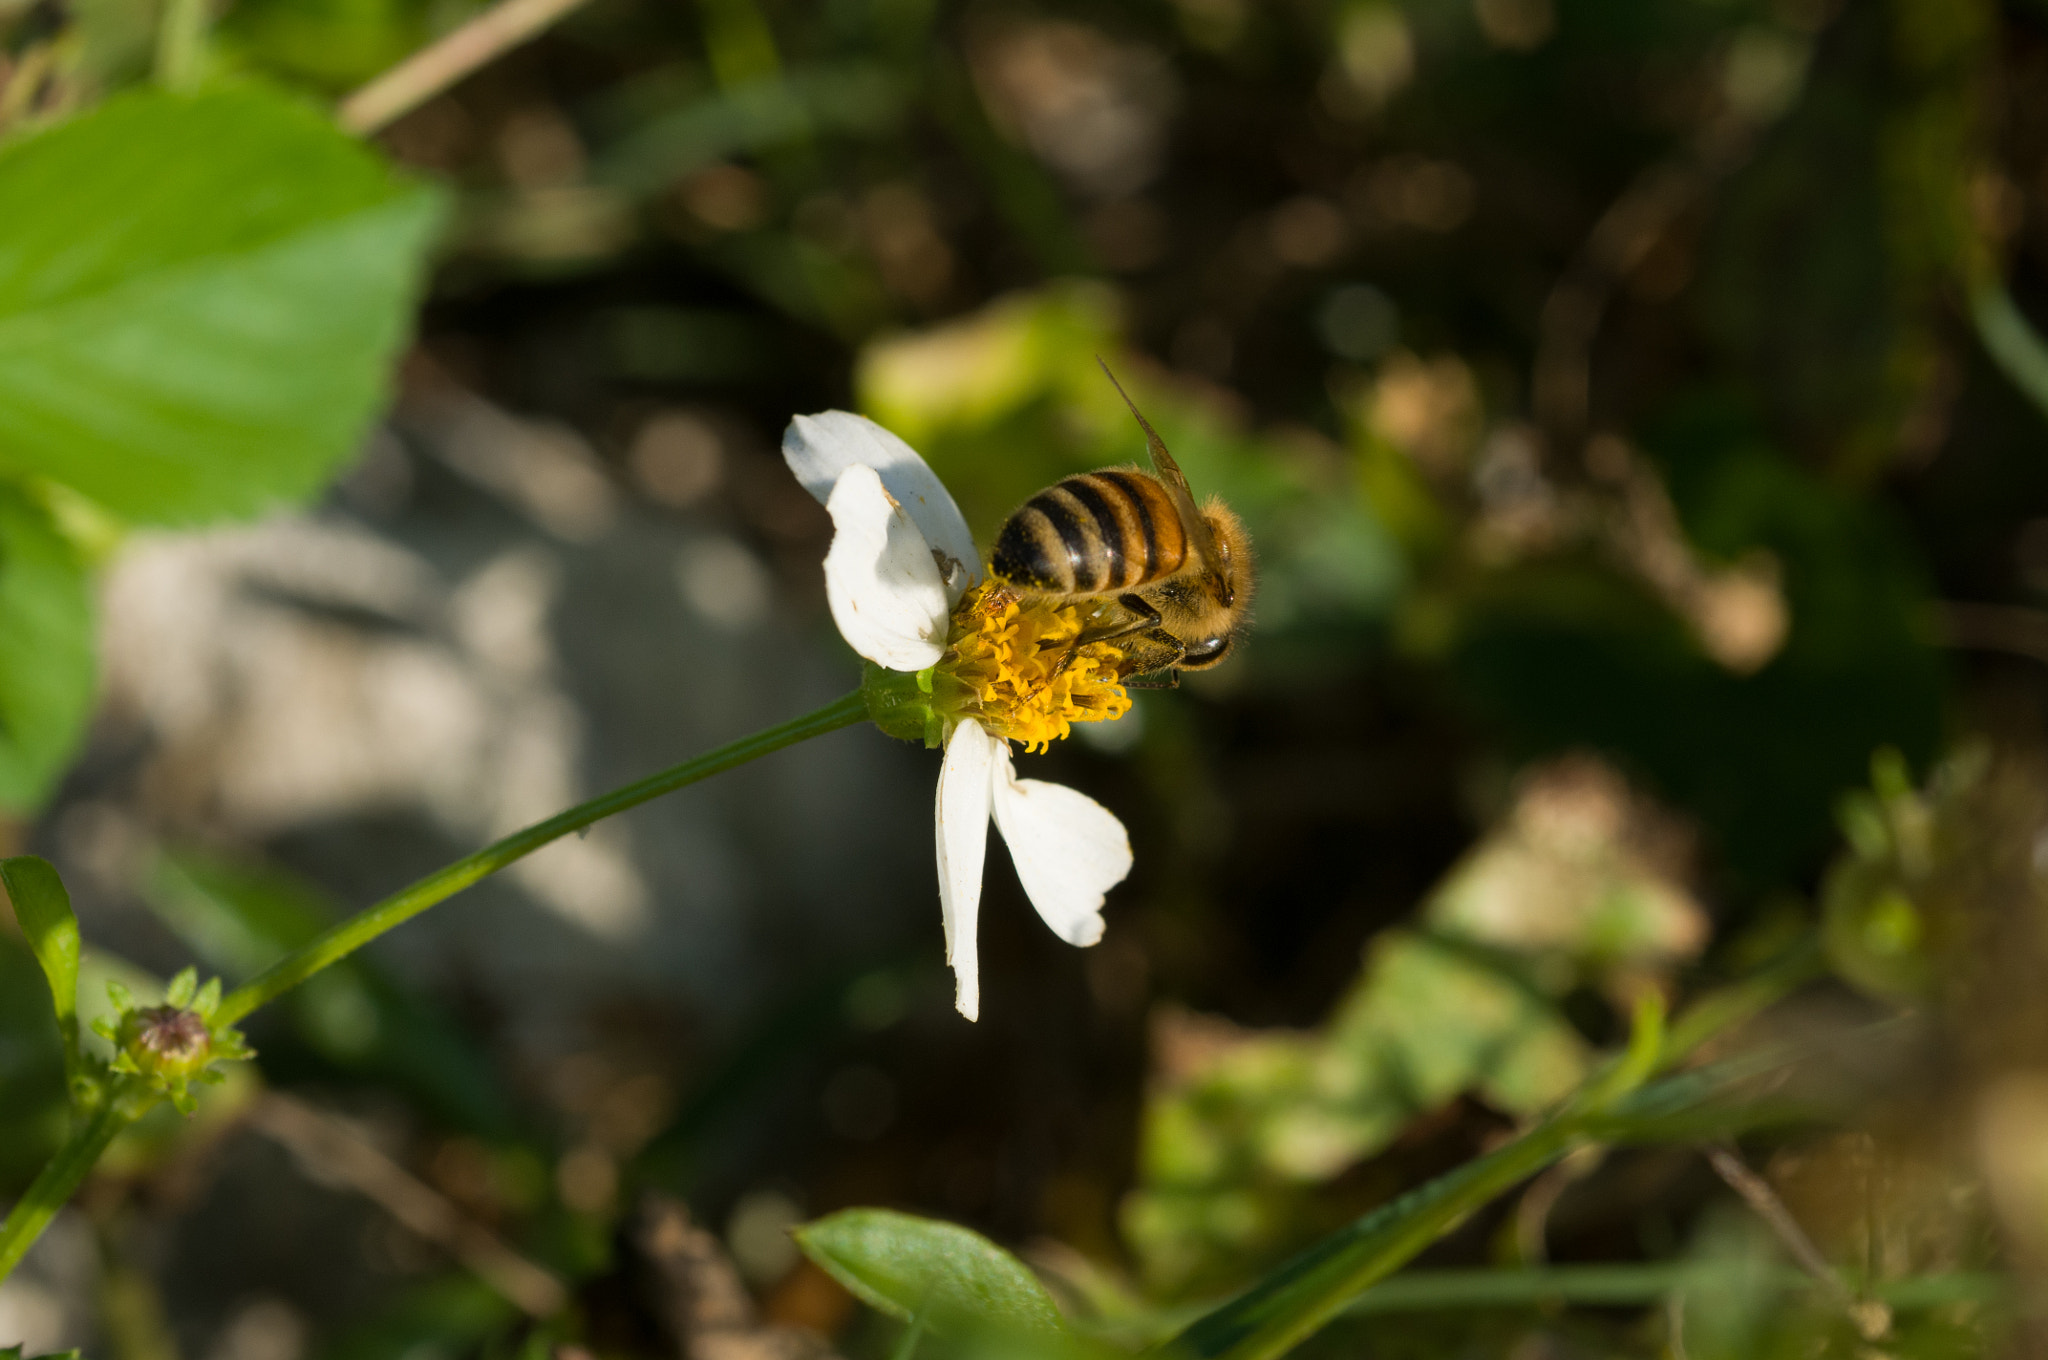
[
  {"x1": 989, "y1": 745, "x2": 1131, "y2": 948},
  {"x1": 823, "y1": 464, "x2": 950, "y2": 670},
  {"x1": 935, "y1": 720, "x2": 999, "y2": 1020},
  {"x1": 784, "y1": 412, "x2": 981, "y2": 594}
]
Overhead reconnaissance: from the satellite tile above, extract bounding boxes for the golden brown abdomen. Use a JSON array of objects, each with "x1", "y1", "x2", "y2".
[{"x1": 991, "y1": 469, "x2": 1188, "y2": 594}]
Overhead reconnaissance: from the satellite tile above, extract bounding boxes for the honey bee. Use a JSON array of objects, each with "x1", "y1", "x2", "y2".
[{"x1": 990, "y1": 362, "x2": 1253, "y2": 680}]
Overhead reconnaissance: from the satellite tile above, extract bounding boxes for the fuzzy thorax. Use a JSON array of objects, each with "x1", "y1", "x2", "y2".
[{"x1": 864, "y1": 580, "x2": 1133, "y2": 751}]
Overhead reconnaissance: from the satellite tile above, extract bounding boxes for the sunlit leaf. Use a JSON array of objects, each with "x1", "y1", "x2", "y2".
[
  {"x1": 0, "y1": 84, "x2": 445, "y2": 524},
  {"x1": 795, "y1": 1208, "x2": 1066, "y2": 1340}
]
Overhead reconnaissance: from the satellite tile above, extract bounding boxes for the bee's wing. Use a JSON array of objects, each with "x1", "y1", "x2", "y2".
[{"x1": 1097, "y1": 359, "x2": 1220, "y2": 565}]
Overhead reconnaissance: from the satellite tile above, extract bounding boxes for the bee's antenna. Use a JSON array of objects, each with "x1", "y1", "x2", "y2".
[
  {"x1": 1095, "y1": 356, "x2": 1217, "y2": 562},
  {"x1": 1095, "y1": 357, "x2": 1176, "y2": 476}
]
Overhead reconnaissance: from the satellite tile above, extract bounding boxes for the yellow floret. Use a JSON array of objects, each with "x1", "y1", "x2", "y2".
[{"x1": 939, "y1": 581, "x2": 1132, "y2": 752}]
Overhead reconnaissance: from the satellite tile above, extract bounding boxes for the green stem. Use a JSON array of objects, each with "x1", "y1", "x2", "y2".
[
  {"x1": 0, "y1": 692, "x2": 865, "y2": 1288},
  {"x1": 154, "y1": 0, "x2": 209, "y2": 89},
  {"x1": 1660, "y1": 939, "x2": 1822, "y2": 1068},
  {"x1": 0, "y1": 1101, "x2": 138, "y2": 1281},
  {"x1": 1345, "y1": 1264, "x2": 2004, "y2": 1313},
  {"x1": 1168, "y1": 1120, "x2": 1583, "y2": 1360},
  {"x1": 215, "y1": 691, "x2": 865, "y2": 1027}
]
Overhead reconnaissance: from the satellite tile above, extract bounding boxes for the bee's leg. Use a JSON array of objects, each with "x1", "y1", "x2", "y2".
[
  {"x1": 1073, "y1": 593, "x2": 1163, "y2": 647},
  {"x1": 1122, "y1": 671, "x2": 1180, "y2": 690},
  {"x1": 1112, "y1": 628, "x2": 1187, "y2": 679},
  {"x1": 1040, "y1": 598, "x2": 1161, "y2": 692},
  {"x1": 1117, "y1": 593, "x2": 1163, "y2": 626}
]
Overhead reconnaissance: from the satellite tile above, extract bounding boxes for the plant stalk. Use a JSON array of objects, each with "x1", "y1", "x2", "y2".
[
  {"x1": 1169, "y1": 1120, "x2": 1584, "y2": 1360},
  {"x1": 337, "y1": 0, "x2": 600, "y2": 135},
  {"x1": 1342, "y1": 1264, "x2": 2002, "y2": 1314},
  {"x1": 154, "y1": 0, "x2": 210, "y2": 89},
  {"x1": 0, "y1": 1101, "x2": 138, "y2": 1280},
  {"x1": 215, "y1": 690, "x2": 866, "y2": 1026}
]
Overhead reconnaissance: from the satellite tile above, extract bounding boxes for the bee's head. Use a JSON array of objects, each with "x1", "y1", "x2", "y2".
[
  {"x1": 1178, "y1": 500, "x2": 1253, "y2": 671},
  {"x1": 1199, "y1": 499, "x2": 1254, "y2": 614}
]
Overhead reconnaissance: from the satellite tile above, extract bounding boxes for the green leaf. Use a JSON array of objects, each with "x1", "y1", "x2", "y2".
[
  {"x1": 795, "y1": 1209, "x2": 1066, "y2": 1341},
  {"x1": 0, "y1": 84, "x2": 445, "y2": 525},
  {"x1": 2, "y1": 855, "x2": 80, "y2": 1041},
  {"x1": 0, "y1": 486, "x2": 94, "y2": 810}
]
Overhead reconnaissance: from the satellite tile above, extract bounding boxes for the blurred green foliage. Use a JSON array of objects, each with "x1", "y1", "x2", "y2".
[
  {"x1": 1125, "y1": 754, "x2": 1709, "y2": 1295},
  {"x1": 0, "y1": 936, "x2": 68, "y2": 1186}
]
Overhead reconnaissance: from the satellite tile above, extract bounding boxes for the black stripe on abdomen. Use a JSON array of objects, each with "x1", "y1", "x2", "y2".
[
  {"x1": 1097, "y1": 469, "x2": 1167, "y2": 583},
  {"x1": 992, "y1": 509, "x2": 1065, "y2": 590},
  {"x1": 1061, "y1": 475, "x2": 1126, "y2": 590},
  {"x1": 1032, "y1": 488, "x2": 1103, "y2": 592}
]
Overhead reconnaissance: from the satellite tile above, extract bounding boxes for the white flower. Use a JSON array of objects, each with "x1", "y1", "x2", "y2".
[{"x1": 784, "y1": 411, "x2": 1134, "y2": 1020}]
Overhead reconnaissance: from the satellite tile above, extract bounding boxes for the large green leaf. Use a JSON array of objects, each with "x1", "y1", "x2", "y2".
[
  {"x1": 794, "y1": 1208, "x2": 1066, "y2": 1341},
  {"x1": 0, "y1": 84, "x2": 445, "y2": 524},
  {"x1": 0, "y1": 487, "x2": 94, "y2": 809}
]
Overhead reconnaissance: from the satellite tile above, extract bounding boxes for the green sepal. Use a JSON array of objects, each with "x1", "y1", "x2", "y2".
[{"x1": 862, "y1": 662, "x2": 945, "y2": 748}]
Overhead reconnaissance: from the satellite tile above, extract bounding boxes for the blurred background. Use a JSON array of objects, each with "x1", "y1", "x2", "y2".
[{"x1": 4, "y1": 0, "x2": 2048, "y2": 1354}]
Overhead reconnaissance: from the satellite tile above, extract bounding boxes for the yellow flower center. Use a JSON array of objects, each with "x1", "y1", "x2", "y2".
[{"x1": 938, "y1": 580, "x2": 1133, "y2": 752}]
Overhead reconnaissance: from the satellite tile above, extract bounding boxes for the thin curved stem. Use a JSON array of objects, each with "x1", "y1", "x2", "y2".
[
  {"x1": 0, "y1": 691, "x2": 866, "y2": 1288},
  {"x1": 338, "y1": 0, "x2": 599, "y2": 135},
  {"x1": 215, "y1": 690, "x2": 866, "y2": 1027}
]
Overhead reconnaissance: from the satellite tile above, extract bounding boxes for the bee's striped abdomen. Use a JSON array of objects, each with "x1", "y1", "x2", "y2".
[{"x1": 992, "y1": 469, "x2": 1188, "y2": 594}]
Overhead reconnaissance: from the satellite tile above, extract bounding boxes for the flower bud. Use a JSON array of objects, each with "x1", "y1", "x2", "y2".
[
  {"x1": 95, "y1": 967, "x2": 251, "y2": 1115},
  {"x1": 119, "y1": 1005, "x2": 212, "y2": 1080}
]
